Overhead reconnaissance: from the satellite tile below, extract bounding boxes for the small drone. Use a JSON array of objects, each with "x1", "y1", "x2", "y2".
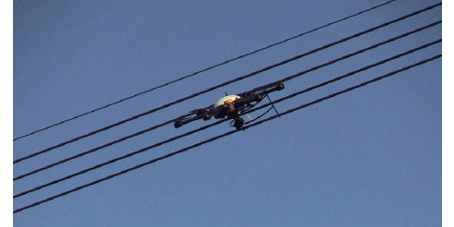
[{"x1": 174, "y1": 82, "x2": 285, "y2": 130}]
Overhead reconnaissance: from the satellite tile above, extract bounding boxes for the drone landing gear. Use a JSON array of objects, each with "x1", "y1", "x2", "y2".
[
  {"x1": 234, "y1": 117, "x2": 245, "y2": 130},
  {"x1": 266, "y1": 93, "x2": 280, "y2": 117},
  {"x1": 230, "y1": 117, "x2": 245, "y2": 130}
]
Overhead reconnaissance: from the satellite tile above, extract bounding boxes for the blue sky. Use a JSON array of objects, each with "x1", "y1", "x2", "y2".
[{"x1": 13, "y1": 0, "x2": 441, "y2": 226}]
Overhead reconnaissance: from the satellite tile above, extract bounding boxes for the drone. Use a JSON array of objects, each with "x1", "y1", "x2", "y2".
[{"x1": 174, "y1": 82, "x2": 285, "y2": 130}]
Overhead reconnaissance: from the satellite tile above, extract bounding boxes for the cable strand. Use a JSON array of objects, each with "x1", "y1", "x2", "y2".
[
  {"x1": 13, "y1": 39, "x2": 441, "y2": 199},
  {"x1": 13, "y1": 24, "x2": 441, "y2": 181},
  {"x1": 13, "y1": 0, "x2": 399, "y2": 141},
  {"x1": 13, "y1": 2, "x2": 440, "y2": 164},
  {"x1": 13, "y1": 54, "x2": 441, "y2": 214}
]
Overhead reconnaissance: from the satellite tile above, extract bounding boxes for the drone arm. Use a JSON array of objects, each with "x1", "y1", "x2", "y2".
[
  {"x1": 174, "y1": 109, "x2": 213, "y2": 128},
  {"x1": 261, "y1": 83, "x2": 285, "y2": 94},
  {"x1": 235, "y1": 83, "x2": 284, "y2": 108},
  {"x1": 174, "y1": 115, "x2": 203, "y2": 128}
]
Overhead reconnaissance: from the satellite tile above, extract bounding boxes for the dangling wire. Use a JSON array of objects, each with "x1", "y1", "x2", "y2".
[{"x1": 244, "y1": 106, "x2": 275, "y2": 125}]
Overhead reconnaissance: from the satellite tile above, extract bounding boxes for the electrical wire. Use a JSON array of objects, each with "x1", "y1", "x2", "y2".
[
  {"x1": 13, "y1": 21, "x2": 440, "y2": 181},
  {"x1": 13, "y1": 2, "x2": 440, "y2": 164},
  {"x1": 13, "y1": 115, "x2": 189, "y2": 181},
  {"x1": 13, "y1": 39, "x2": 441, "y2": 199},
  {"x1": 249, "y1": 20, "x2": 442, "y2": 93},
  {"x1": 251, "y1": 39, "x2": 441, "y2": 115},
  {"x1": 13, "y1": 54, "x2": 441, "y2": 214},
  {"x1": 13, "y1": 0, "x2": 399, "y2": 142}
]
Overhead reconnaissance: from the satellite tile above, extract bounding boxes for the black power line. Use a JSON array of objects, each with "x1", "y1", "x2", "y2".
[
  {"x1": 13, "y1": 21, "x2": 441, "y2": 181},
  {"x1": 13, "y1": 39, "x2": 440, "y2": 197},
  {"x1": 13, "y1": 2, "x2": 441, "y2": 164},
  {"x1": 244, "y1": 40, "x2": 442, "y2": 123},
  {"x1": 253, "y1": 20, "x2": 441, "y2": 92},
  {"x1": 13, "y1": 0, "x2": 399, "y2": 142},
  {"x1": 13, "y1": 54, "x2": 441, "y2": 214}
]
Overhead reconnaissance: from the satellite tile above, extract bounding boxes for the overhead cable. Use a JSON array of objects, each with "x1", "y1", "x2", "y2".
[
  {"x1": 13, "y1": 0, "x2": 399, "y2": 142},
  {"x1": 249, "y1": 20, "x2": 441, "y2": 92},
  {"x1": 13, "y1": 40, "x2": 441, "y2": 199},
  {"x1": 13, "y1": 2, "x2": 441, "y2": 164},
  {"x1": 13, "y1": 20, "x2": 441, "y2": 181},
  {"x1": 13, "y1": 54, "x2": 441, "y2": 214}
]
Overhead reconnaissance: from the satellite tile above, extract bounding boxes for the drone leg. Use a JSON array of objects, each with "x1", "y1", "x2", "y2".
[{"x1": 266, "y1": 94, "x2": 280, "y2": 117}]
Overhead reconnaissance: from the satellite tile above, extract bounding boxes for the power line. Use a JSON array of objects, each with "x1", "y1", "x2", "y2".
[
  {"x1": 13, "y1": 0, "x2": 399, "y2": 142},
  {"x1": 13, "y1": 2, "x2": 440, "y2": 164},
  {"x1": 13, "y1": 20, "x2": 441, "y2": 181},
  {"x1": 245, "y1": 40, "x2": 441, "y2": 121},
  {"x1": 13, "y1": 39, "x2": 440, "y2": 197},
  {"x1": 13, "y1": 118, "x2": 180, "y2": 181},
  {"x1": 13, "y1": 54, "x2": 441, "y2": 214},
  {"x1": 253, "y1": 20, "x2": 441, "y2": 92}
]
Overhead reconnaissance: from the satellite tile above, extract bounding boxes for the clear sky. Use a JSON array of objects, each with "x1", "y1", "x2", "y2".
[{"x1": 13, "y1": 0, "x2": 441, "y2": 226}]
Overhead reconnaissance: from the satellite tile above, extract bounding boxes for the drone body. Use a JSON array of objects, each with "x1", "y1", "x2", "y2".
[{"x1": 174, "y1": 82, "x2": 285, "y2": 130}]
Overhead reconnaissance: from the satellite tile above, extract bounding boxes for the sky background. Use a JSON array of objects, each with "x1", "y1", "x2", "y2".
[{"x1": 13, "y1": 0, "x2": 441, "y2": 226}]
